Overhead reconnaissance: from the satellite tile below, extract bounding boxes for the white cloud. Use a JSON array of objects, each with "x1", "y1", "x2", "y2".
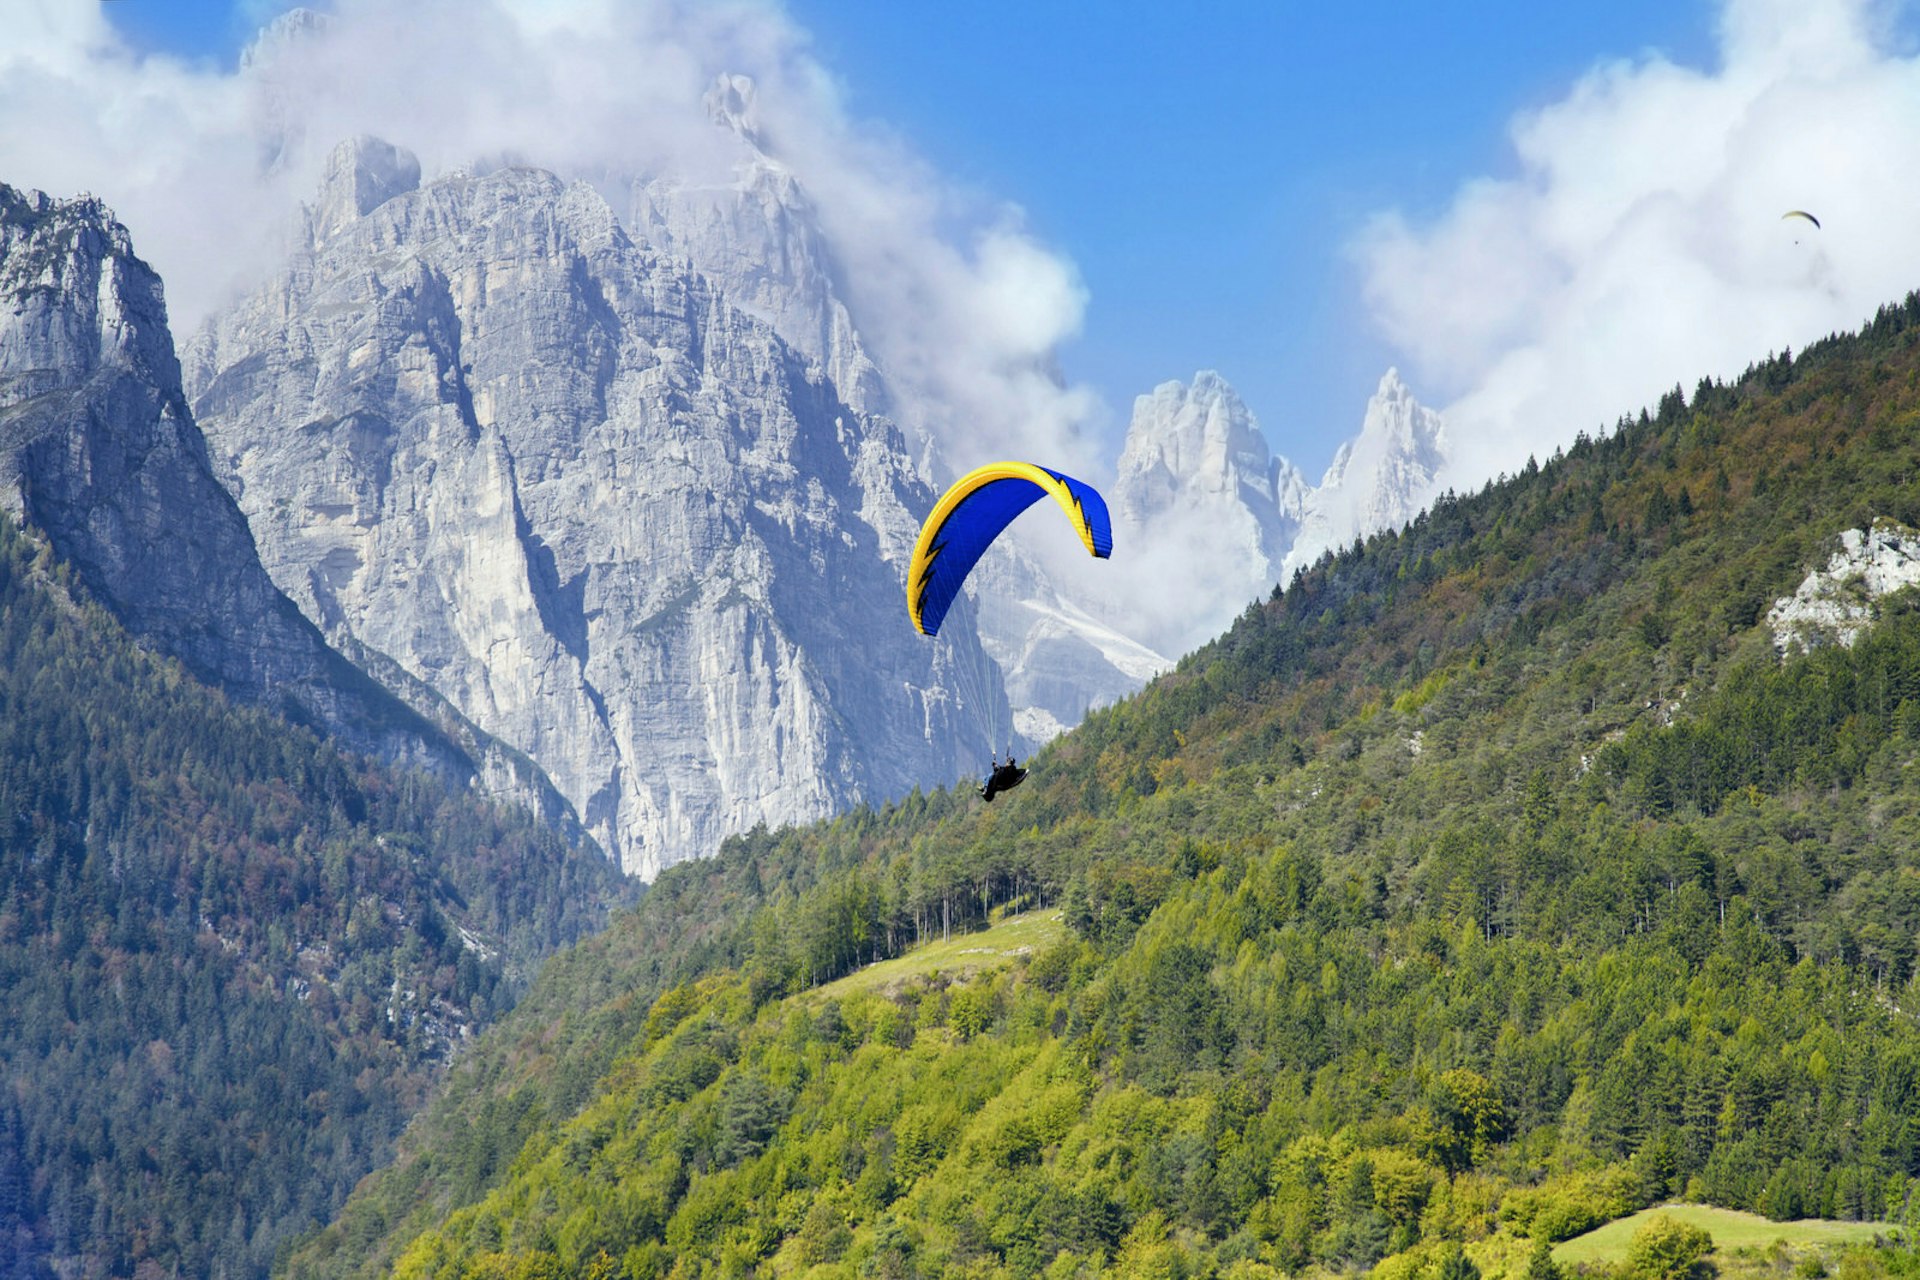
[
  {"x1": 0, "y1": 0, "x2": 1096, "y2": 473},
  {"x1": 1356, "y1": 0, "x2": 1920, "y2": 487}
]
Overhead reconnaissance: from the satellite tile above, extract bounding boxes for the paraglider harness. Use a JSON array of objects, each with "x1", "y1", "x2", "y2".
[{"x1": 980, "y1": 754, "x2": 1027, "y2": 803}]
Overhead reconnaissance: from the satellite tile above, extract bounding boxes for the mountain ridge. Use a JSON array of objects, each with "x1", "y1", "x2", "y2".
[
  {"x1": 0, "y1": 506, "x2": 635, "y2": 1280},
  {"x1": 1112, "y1": 365, "x2": 1449, "y2": 657},
  {"x1": 280, "y1": 279, "x2": 1920, "y2": 1278},
  {"x1": 0, "y1": 181, "x2": 597, "y2": 837},
  {"x1": 0, "y1": 179, "x2": 638, "y2": 1280},
  {"x1": 185, "y1": 138, "x2": 1009, "y2": 880}
]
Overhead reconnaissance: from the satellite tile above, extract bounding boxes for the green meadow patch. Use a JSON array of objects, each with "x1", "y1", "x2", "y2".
[
  {"x1": 1554, "y1": 1205, "x2": 1890, "y2": 1267},
  {"x1": 811, "y1": 907, "x2": 1066, "y2": 1000}
]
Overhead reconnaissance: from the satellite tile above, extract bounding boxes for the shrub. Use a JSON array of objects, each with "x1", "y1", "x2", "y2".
[{"x1": 1626, "y1": 1214, "x2": 1715, "y2": 1280}]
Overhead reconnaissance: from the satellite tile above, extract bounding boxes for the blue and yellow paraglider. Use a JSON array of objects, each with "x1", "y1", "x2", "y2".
[{"x1": 907, "y1": 461, "x2": 1112, "y2": 637}]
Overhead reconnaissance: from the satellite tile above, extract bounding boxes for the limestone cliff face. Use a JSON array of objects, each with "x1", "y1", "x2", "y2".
[
  {"x1": 0, "y1": 182, "x2": 473, "y2": 771},
  {"x1": 624, "y1": 81, "x2": 889, "y2": 421},
  {"x1": 1768, "y1": 520, "x2": 1920, "y2": 654},
  {"x1": 623, "y1": 82, "x2": 1161, "y2": 749},
  {"x1": 184, "y1": 139, "x2": 1005, "y2": 879},
  {"x1": 1118, "y1": 372, "x2": 1306, "y2": 555}
]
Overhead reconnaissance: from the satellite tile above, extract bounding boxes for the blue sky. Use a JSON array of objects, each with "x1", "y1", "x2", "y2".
[
  {"x1": 85, "y1": 0, "x2": 1716, "y2": 475},
  {"x1": 781, "y1": 1, "x2": 1719, "y2": 466},
  {"x1": 65, "y1": 0, "x2": 1920, "y2": 486},
  {"x1": 98, "y1": 0, "x2": 260, "y2": 56}
]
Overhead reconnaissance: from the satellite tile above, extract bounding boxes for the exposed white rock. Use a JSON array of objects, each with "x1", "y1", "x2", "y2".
[
  {"x1": 1767, "y1": 520, "x2": 1920, "y2": 654},
  {"x1": 1103, "y1": 367, "x2": 1448, "y2": 663},
  {"x1": 310, "y1": 134, "x2": 421, "y2": 245},
  {"x1": 185, "y1": 139, "x2": 1006, "y2": 879},
  {"x1": 1118, "y1": 372, "x2": 1306, "y2": 539},
  {"x1": 620, "y1": 76, "x2": 891, "y2": 422}
]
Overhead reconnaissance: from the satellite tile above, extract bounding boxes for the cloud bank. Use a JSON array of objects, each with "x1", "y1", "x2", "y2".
[
  {"x1": 1358, "y1": 0, "x2": 1920, "y2": 487},
  {"x1": 0, "y1": 0, "x2": 1096, "y2": 473}
]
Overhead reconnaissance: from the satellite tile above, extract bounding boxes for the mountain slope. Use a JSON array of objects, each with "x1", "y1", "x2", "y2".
[
  {"x1": 0, "y1": 513, "x2": 635, "y2": 1280},
  {"x1": 0, "y1": 184, "x2": 481, "y2": 782},
  {"x1": 0, "y1": 183, "x2": 637, "y2": 1280},
  {"x1": 185, "y1": 137, "x2": 1008, "y2": 880},
  {"x1": 286, "y1": 302, "x2": 1920, "y2": 1278}
]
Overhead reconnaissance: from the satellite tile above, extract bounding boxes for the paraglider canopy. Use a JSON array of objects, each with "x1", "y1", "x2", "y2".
[
  {"x1": 1782, "y1": 210, "x2": 1821, "y2": 228},
  {"x1": 907, "y1": 461, "x2": 1112, "y2": 637}
]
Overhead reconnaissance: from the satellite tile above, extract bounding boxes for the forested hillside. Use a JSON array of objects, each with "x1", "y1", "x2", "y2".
[
  {"x1": 0, "y1": 516, "x2": 637, "y2": 1280},
  {"x1": 289, "y1": 293, "x2": 1920, "y2": 1280}
]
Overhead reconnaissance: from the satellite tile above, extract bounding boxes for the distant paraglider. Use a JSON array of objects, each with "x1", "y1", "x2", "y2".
[
  {"x1": 1783, "y1": 210, "x2": 1821, "y2": 245},
  {"x1": 906, "y1": 461, "x2": 1113, "y2": 638}
]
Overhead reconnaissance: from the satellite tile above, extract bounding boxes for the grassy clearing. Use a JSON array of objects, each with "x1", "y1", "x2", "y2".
[
  {"x1": 1554, "y1": 1204, "x2": 1891, "y2": 1266},
  {"x1": 810, "y1": 907, "x2": 1066, "y2": 1001}
]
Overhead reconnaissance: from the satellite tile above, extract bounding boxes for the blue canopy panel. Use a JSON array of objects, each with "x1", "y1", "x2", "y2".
[{"x1": 907, "y1": 463, "x2": 1112, "y2": 637}]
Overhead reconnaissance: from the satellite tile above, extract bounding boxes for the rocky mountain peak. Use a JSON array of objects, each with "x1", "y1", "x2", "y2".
[
  {"x1": 1110, "y1": 371, "x2": 1303, "y2": 655},
  {"x1": 1346, "y1": 367, "x2": 1445, "y2": 475},
  {"x1": 623, "y1": 108, "x2": 886, "y2": 417},
  {"x1": 616, "y1": 115, "x2": 1155, "y2": 745},
  {"x1": 1117, "y1": 371, "x2": 1304, "y2": 526},
  {"x1": 704, "y1": 73, "x2": 766, "y2": 149},
  {"x1": 239, "y1": 6, "x2": 328, "y2": 72},
  {"x1": 1288, "y1": 368, "x2": 1448, "y2": 571},
  {"x1": 311, "y1": 136, "x2": 421, "y2": 244},
  {"x1": 618, "y1": 115, "x2": 1152, "y2": 752},
  {"x1": 185, "y1": 149, "x2": 1006, "y2": 879},
  {"x1": 0, "y1": 187, "x2": 168, "y2": 403},
  {"x1": 0, "y1": 182, "x2": 496, "y2": 781}
]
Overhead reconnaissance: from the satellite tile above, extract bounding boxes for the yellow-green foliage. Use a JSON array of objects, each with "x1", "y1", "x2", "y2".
[
  {"x1": 299, "y1": 306, "x2": 1920, "y2": 1280},
  {"x1": 1394, "y1": 666, "x2": 1458, "y2": 715},
  {"x1": 1508, "y1": 1166, "x2": 1645, "y2": 1242}
]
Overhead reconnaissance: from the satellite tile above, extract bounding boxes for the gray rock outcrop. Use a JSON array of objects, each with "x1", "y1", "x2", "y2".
[
  {"x1": 623, "y1": 80, "x2": 1161, "y2": 747},
  {"x1": 623, "y1": 84, "x2": 889, "y2": 420},
  {"x1": 1767, "y1": 519, "x2": 1920, "y2": 654},
  {"x1": 184, "y1": 138, "x2": 1006, "y2": 879}
]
